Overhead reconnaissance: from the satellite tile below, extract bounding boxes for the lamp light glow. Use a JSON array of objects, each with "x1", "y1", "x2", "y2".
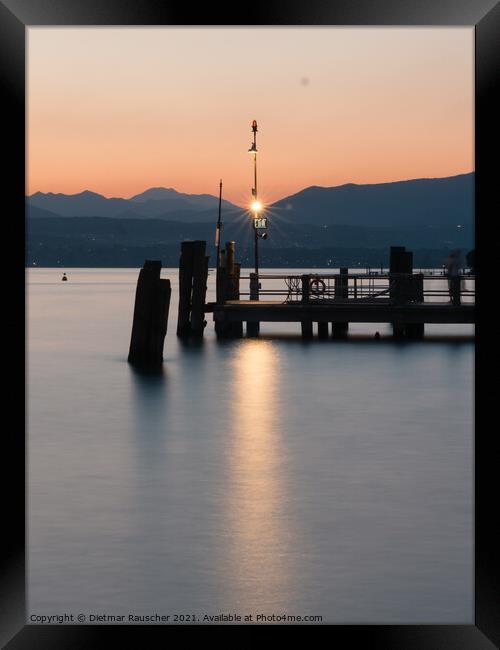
[{"x1": 251, "y1": 201, "x2": 263, "y2": 212}]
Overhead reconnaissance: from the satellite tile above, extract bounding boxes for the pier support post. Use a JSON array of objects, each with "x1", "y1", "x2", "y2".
[
  {"x1": 128, "y1": 260, "x2": 171, "y2": 367},
  {"x1": 301, "y1": 320, "x2": 313, "y2": 339},
  {"x1": 301, "y1": 274, "x2": 313, "y2": 339},
  {"x1": 225, "y1": 242, "x2": 243, "y2": 337},
  {"x1": 405, "y1": 273, "x2": 425, "y2": 338},
  {"x1": 392, "y1": 323, "x2": 406, "y2": 339},
  {"x1": 214, "y1": 249, "x2": 227, "y2": 338},
  {"x1": 389, "y1": 246, "x2": 424, "y2": 339},
  {"x1": 405, "y1": 323, "x2": 424, "y2": 339},
  {"x1": 247, "y1": 273, "x2": 260, "y2": 337},
  {"x1": 332, "y1": 267, "x2": 349, "y2": 338},
  {"x1": 317, "y1": 322, "x2": 329, "y2": 339},
  {"x1": 229, "y1": 260, "x2": 243, "y2": 338}
]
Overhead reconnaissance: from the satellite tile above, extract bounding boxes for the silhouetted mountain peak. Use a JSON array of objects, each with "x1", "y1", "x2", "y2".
[
  {"x1": 130, "y1": 187, "x2": 179, "y2": 202},
  {"x1": 29, "y1": 189, "x2": 106, "y2": 200},
  {"x1": 78, "y1": 190, "x2": 104, "y2": 198}
]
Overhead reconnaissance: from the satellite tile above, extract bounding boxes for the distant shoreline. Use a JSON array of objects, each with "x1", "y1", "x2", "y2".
[{"x1": 26, "y1": 265, "x2": 457, "y2": 273}]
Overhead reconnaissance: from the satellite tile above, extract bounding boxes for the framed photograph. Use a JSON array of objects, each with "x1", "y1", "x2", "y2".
[{"x1": 2, "y1": 1, "x2": 498, "y2": 647}]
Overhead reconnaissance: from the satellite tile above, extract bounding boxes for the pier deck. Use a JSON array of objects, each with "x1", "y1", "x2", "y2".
[
  {"x1": 208, "y1": 300, "x2": 474, "y2": 325},
  {"x1": 206, "y1": 267, "x2": 475, "y2": 338},
  {"x1": 177, "y1": 241, "x2": 475, "y2": 340}
]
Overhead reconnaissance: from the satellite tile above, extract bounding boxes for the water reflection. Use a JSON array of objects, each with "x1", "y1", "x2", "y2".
[
  {"x1": 226, "y1": 340, "x2": 293, "y2": 608},
  {"x1": 128, "y1": 365, "x2": 169, "y2": 462}
]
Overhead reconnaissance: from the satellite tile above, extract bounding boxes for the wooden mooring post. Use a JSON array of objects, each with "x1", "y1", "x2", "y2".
[
  {"x1": 215, "y1": 241, "x2": 243, "y2": 338},
  {"x1": 191, "y1": 242, "x2": 209, "y2": 336},
  {"x1": 389, "y1": 246, "x2": 424, "y2": 339},
  {"x1": 177, "y1": 240, "x2": 209, "y2": 338},
  {"x1": 128, "y1": 260, "x2": 171, "y2": 367}
]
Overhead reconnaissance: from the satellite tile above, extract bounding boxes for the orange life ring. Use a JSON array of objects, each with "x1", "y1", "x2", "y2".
[{"x1": 309, "y1": 277, "x2": 326, "y2": 295}]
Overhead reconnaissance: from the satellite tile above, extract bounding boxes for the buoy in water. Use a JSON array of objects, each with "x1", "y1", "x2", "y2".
[{"x1": 62, "y1": 273, "x2": 68, "y2": 281}]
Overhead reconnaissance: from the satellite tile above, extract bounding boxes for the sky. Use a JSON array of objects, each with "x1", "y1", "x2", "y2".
[{"x1": 27, "y1": 27, "x2": 474, "y2": 207}]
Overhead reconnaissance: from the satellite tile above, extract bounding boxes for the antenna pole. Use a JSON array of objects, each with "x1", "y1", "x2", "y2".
[{"x1": 215, "y1": 179, "x2": 222, "y2": 303}]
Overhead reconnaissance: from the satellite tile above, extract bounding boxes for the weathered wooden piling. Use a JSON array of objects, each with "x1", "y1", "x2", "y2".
[
  {"x1": 216, "y1": 248, "x2": 226, "y2": 307},
  {"x1": 390, "y1": 246, "x2": 412, "y2": 274},
  {"x1": 226, "y1": 240, "x2": 235, "y2": 276},
  {"x1": 177, "y1": 240, "x2": 209, "y2": 338},
  {"x1": 191, "y1": 241, "x2": 209, "y2": 336},
  {"x1": 226, "y1": 246, "x2": 243, "y2": 338},
  {"x1": 224, "y1": 242, "x2": 241, "y2": 303},
  {"x1": 332, "y1": 266, "x2": 349, "y2": 338},
  {"x1": 177, "y1": 242, "x2": 195, "y2": 336},
  {"x1": 390, "y1": 248, "x2": 409, "y2": 338},
  {"x1": 128, "y1": 260, "x2": 171, "y2": 367},
  {"x1": 389, "y1": 246, "x2": 424, "y2": 338},
  {"x1": 215, "y1": 241, "x2": 243, "y2": 338}
]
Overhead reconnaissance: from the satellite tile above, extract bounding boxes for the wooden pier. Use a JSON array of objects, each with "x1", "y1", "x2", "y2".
[
  {"x1": 207, "y1": 300, "x2": 474, "y2": 338},
  {"x1": 177, "y1": 242, "x2": 475, "y2": 340}
]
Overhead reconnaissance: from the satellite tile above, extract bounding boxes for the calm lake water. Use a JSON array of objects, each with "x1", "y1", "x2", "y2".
[{"x1": 27, "y1": 268, "x2": 474, "y2": 624}]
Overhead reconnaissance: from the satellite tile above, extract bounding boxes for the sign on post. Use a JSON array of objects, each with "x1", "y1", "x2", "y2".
[{"x1": 253, "y1": 217, "x2": 268, "y2": 230}]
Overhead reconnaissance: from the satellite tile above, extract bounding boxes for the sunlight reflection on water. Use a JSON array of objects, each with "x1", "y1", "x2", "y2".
[{"x1": 27, "y1": 268, "x2": 474, "y2": 623}]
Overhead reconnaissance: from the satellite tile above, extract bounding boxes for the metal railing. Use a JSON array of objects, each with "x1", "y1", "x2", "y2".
[{"x1": 237, "y1": 272, "x2": 475, "y2": 305}]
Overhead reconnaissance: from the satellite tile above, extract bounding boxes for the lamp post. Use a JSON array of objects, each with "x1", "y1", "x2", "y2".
[{"x1": 248, "y1": 119, "x2": 260, "y2": 278}]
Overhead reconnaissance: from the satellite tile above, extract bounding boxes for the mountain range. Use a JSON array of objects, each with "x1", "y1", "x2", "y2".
[
  {"x1": 27, "y1": 173, "x2": 474, "y2": 267},
  {"x1": 27, "y1": 172, "x2": 474, "y2": 227},
  {"x1": 28, "y1": 187, "x2": 240, "y2": 221},
  {"x1": 271, "y1": 173, "x2": 474, "y2": 227}
]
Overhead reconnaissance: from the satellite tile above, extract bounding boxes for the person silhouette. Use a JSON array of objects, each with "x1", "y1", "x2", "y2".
[
  {"x1": 62, "y1": 273, "x2": 68, "y2": 282},
  {"x1": 444, "y1": 250, "x2": 461, "y2": 305}
]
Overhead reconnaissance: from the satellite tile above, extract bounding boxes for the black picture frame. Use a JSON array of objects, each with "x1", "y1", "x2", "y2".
[{"x1": 2, "y1": 1, "x2": 498, "y2": 646}]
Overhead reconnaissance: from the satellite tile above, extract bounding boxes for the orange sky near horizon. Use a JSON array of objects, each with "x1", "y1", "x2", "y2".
[{"x1": 27, "y1": 27, "x2": 474, "y2": 207}]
